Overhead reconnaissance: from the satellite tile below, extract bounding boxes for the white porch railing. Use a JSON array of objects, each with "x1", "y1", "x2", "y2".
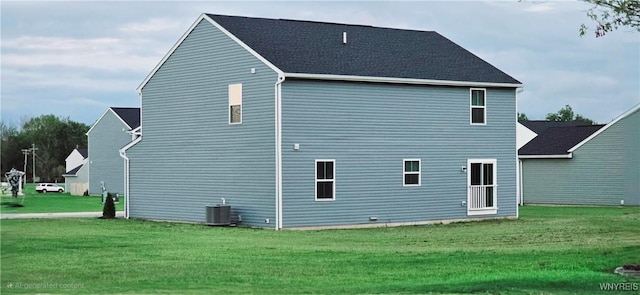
[{"x1": 468, "y1": 185, "x2": 496, "y2": 210}]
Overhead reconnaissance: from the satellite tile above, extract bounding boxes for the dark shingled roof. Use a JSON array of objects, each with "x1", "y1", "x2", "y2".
[
  {"x1": 207, "y1": 14, "x2": 521, "y2": 85},
  {"x1": 77, "y1": 148, "x2": 88, "y2": 159},
  {"x1": 519, "y1": 120, "x2": 592, "y2": 134},
  {"x1": 65, "y1": 164, "x2": 84, "y2": 176},
  {"x1": 111, "y1": 107, "x2": 140, "y2": 129},
  {"x1": 518, "y1": 125, "x2": 605, "y2": 156}
]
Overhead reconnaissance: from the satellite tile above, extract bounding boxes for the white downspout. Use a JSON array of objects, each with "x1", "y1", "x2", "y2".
[
  {"x1": 119, "y1": 92, "x2": 143, "y2": 219},
  {"x1": 119, "y1": 136, "x2": 141, "y2": 219},
  {"x1": 515, "y1": 87, "x2": 524, "y2": 214},
  {"x1": 519, "y1": 159, "x2": 524, "y2": 206},
  {"x1": 119, "y1": 148, "x2": 130, "y2": 219},
  {"x1": 275, "y1": 74, "x2": 285, "y2": 230}
]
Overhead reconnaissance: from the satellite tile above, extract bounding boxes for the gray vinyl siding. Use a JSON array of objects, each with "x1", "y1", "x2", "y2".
[
  {"x1": 127, "y1": 20, "x2": 279, "y2": 226},
  {"x1": 88, "y1": 111, "x2": 130, "y2": 195},
  {"x1": 280, "y1": 80, "x2": 518, "y2": 228},
  {"x1": 522, "y1": 109, "x2": 639, "y2": 206},
  {"x1": 76, "y1": 166, "x2": 89, "y2": 184},
  {"x1": 64, "y1": 165, "x2": 88, "y2": 188}
]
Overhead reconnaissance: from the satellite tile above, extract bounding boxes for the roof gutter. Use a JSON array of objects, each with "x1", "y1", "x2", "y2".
[
  {"x1": 128, "y1": 126, "x2": 142, "y2": 135},
  {"x1": 284, "y1": 73, "x2": 523, "y2": 88},
  {"x1": 518, "y1": 153, "x2": 573, "y2": 159}
]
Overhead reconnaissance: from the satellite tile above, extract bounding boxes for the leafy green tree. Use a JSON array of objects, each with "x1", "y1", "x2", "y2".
[
  {"x1": 518, "y1": 113, "x2": 529, "y2": 121},
  {"x1": 546, "y1": 105, "x2": 596, "y2": 124},
  {"x1": 1, "y1": 122, "x2": 26, "y2": 174},
  {"x1": 1, "y1": 115, "x2": 89, "y2": 182},
  {"x1": 579, "y1": 0, "x2": 640, "y2": 37}
]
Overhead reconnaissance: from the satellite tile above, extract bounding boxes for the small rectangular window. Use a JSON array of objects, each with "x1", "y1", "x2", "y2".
[
  {"x1": 229, "y1": 84, "x2": 242, "y2": 124},
  {"x1": 315, "y1": 160, "x2": 335, "y2": 201},
  {"x1": 403, "y1": 159, "x2": 421, "y2": 186},
  {"x1": 470, "y1": 88, "x2": 486, "y2": 125}
]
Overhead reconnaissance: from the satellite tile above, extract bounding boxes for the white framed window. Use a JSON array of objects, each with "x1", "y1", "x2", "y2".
[
  {"x1": 229, "y1": 84, "x2": 242, "y2": 124},
  {"x1": 467, "y1": 159, "x2": 497, "y2": 215},
  {"x1": 470, "y1": 88, "x2": 486, "y2": 125},
  {"x1": 403, "y1": 159, "x2": 421, "y2": 186},
  {"x1": 315, "y1": 160, "x2": 335, "y2": 201}
]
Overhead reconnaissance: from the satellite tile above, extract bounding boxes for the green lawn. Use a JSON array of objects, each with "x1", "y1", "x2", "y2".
[
  {"x1": 0, "y1": 184, "x2": 124, "y2": 214},
  {"x1": 1, "y1": 206, "x2": 639, "y2": 294}
]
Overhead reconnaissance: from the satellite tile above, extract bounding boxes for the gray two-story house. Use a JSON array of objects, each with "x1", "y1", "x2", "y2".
[
  {"x1": 124, "y1": 13, "x2": 523, "y2": 229},
  {"x1": 87, "y1": 107, "x2": 140, "y2": 195}
]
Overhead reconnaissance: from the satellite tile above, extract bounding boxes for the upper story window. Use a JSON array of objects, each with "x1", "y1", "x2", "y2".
[
  {"x1": 229, "y1": 84, "x2": 242, "y2": 124},
  {"x1": 403, "y1": 159, "x2": 421, "y2": 186},
  {"x1": 470, "y1": 88, "x2": 486, "y2": 125},
  {"x1": 315, "y1": 160, "x2": 335, "y2": 201}
]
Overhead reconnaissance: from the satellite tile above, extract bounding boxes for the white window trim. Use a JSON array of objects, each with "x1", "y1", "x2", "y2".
[
  {"x1": 403, "y1": 158, "x2": 421, "y2": 187},
  {"x1": 229, "y1": 84, "x2": 242, "y2": 124},
  {"x1": 470, "y1": 88, "x2": 486, "y2": 125},
  {"x1": 467, "y1": 158, "x2": 497, "y2": 215},
  {"x1": 315, "y1": 159, "x2": 335, "y2": 201}
]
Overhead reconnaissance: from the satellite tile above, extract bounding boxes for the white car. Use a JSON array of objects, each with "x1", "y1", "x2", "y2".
[{"x1": 36, "y1": 183, "x2": 65, "y2": 193}]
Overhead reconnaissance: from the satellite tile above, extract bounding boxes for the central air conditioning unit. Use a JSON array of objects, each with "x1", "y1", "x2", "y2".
[{"x1": 205, "y1": 205, "x2": 231, "y2": 226}]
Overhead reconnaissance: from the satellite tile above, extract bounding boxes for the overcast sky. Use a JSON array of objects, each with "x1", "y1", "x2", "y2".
[{"x1": 1, "y1": 1, "x2": 638, "y2": 127}]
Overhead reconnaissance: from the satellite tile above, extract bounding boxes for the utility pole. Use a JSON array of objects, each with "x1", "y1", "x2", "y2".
[
  {"x1": 21, "y1": 148, "x2": 30, "y2": 186},
  {"x1": 30, "y1": 144, "x2": 38, "y2": 183}
]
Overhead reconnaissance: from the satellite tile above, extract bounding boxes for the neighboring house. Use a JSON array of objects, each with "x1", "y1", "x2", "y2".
[
  {"x1": 518, "y1": 104, "x2": 640, "y2": 206},
  {"x1": 123, "y1": 13, "x2": 523, "y2": 229},
  {"x1": 62, "y1": 148, "x2": 89, "y2": 195},
  {"x1": 87, "y1": 107, "x2": 140, "y2": 195}
]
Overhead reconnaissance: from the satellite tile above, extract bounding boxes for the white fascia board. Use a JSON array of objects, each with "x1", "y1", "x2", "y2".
[
  {"x1": 136, "y1": 15, "x2": 206, "y2": 94},
  {"x1": 86, "y1": 107, "x2": 133, "y2": 135},
  {"x1": 284, "y1": 73, "x2": 523, "y2": 88},
  {"x1": 137, "y1": 14, "x2": 284, "y2": 94},
  {"x1": 86, "y1": 108, "x2": 113, "y2": 135},
  {"x1": 202, "y1": 14, "x2": 284, "y2": 76},
  {"x1": 112, "y1": 110, "x2": 134, "y2": 131},
  {"x1": 568, "y1": 103, "x2": 640, "y2": 153},
  {"x1": 518, "y1": 154, "x2": 573, "y2": 159}
]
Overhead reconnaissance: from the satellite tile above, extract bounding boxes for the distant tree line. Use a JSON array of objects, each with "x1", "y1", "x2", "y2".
[
  {"x1": 1, "y1": 115, "x2": 89, "y2": 183},
  {"x1": 518, "y1": 105, "x2": 596, "y2": 125}
]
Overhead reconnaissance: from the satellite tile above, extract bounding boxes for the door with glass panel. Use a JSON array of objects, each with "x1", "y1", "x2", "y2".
[{"x1": 467, "y1": 159, "x2": 497, "y2": 215}]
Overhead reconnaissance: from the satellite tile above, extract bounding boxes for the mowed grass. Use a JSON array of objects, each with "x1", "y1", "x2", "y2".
[
  {"x1": 0, "y1": 184, "x2": 123, "y2": 214},
  {"x1": 1, "y1": 206, "x2": 639, "y2": 294}
]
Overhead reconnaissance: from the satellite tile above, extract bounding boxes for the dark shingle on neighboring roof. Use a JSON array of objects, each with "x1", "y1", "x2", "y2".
[
  {"x1": 111, "y1": 107, "x2": 140, "y2": 129},
  {"x1": 519, "y1": 120, "x2": 592, "y2": 134},
  {"x1": 77, "y1": 148, "x2": 88, "y2": 159},
  {"x1": 519, "y1": 125, "x2": 605, "y2": 156},
  {"x1": 207, "y1": 14, "x2": 521, "y2": 85},
  {"x1": 65, "y1": 164, "x2": 84, "y2": 175}
]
